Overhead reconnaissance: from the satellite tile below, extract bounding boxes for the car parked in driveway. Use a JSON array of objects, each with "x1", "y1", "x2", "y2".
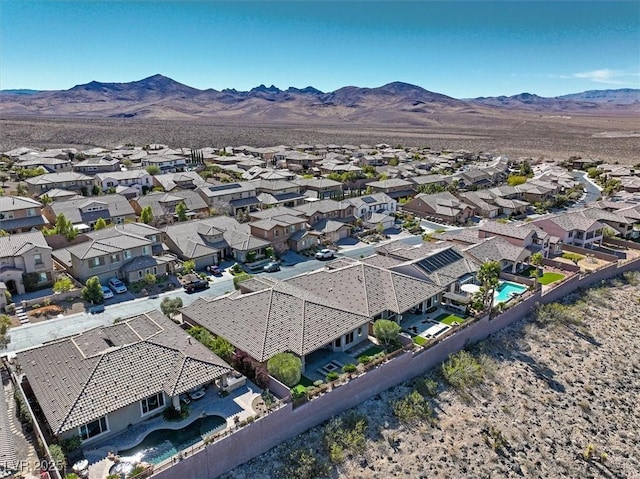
[
  {"x1": 108, "y1": 278, "x2": 127, "y2": 294},
  {"x1": 101, "y1": 285, "x2": 114, "y2": 300},
  {"x1": 208, "y1": 265, "x2": 223, "y2": 276},
  {"x1": 315, "y1": 248, "x2": 335, "y2": 260},
  {"x1": 263, "y1": 261, "x2": 281, "y2": 272}
]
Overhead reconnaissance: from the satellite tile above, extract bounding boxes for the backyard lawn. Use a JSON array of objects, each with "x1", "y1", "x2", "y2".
[
  {"x1": 537, "y1": 272, "x2": 565, "y2": 285},
  {"x1": 358, "y1": 345, "x2": 384, "y2": 357},
  {"x1": 434, "y1": 313, "x2": 466, "y2": 326}
]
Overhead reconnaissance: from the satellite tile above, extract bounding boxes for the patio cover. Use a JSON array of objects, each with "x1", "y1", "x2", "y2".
[{"x1": 443, "y1": 291, "x2": 473, "y2": 304}]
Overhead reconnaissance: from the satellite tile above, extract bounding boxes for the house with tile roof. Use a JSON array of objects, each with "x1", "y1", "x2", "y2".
[
  {"x1": 181, "y1": 261, "x2": 443, "y2": 366},
  {"x1": 14, "y1": 154, "x2": 72, "y2": 173},
  {"x1": 197, "y1": 182, "x2": 260, "y2": 216},
  {"x1": 365, "y1": 178, "x2": 416, "y2": 201},
  {"x1": 15, "y1": 310, "x2": 235, "y2": 445},
  {"x1": 0, "y1": 196, "x2": 47, "y2": 234},
  {"x1": 54, "y1": 224, "x2": 171, "y2": 283},
  {"x1": 142, "y1": 154, "x2": 187, "y2": 173},
  {"x1": 249, "y1": 214, "x2": 310, "y2": 253},
  {"x1": 130, "y1": 190, "x2": 209, "y2": 226},
  {"x1": 292, "y1": 177, "x2": 344, "y2": 200},
  {"x1": 346, "y1": 193, "x2": 397, "y2": 220},
  {"x1": 42, "y1": 194, "x2": 136, "y2": 232},
  {"x1": 402, "y1": 191, "x2": 475, "y2": 224},
  {"x1": 152, "y1": 171, "x2": 206, "y2": 191},
  {"x1": 73, "y1": 156, "x2": 121, "y2": 174},
  {"x1": 0, "y1": 231, "x2": 53, "y2": 297},
  {"x1": 478, "y1": 220, "x2": 553, "y2": 256},
  {"x1": 164, "y1": 216, "x2": 271, "y2": 267},
  {"x1": 25, "y1": 172, "x2": 95, "y2": 196},
  {"x1": 94, "y1": 170, "x2": 153, "y2": 193},
  {"x1": 531, "y1": 211, "x2": 604, "y2": 248}
]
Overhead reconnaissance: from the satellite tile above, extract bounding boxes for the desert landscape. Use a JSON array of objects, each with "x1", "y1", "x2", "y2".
[{"x1": 224, "y1": 272, "x2": 640, "y2": 479}]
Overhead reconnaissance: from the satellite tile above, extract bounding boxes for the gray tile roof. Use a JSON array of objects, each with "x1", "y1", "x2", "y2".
[
  {"x1": 0, "y1": 382, "x2": 16, "y2": 477},
  {"x1": 66, "y1": 230, "x2": 150, "y2": 260},
  {"x1": 0, "y1": 231, "x2": 50, "y2": 258},
  {"x1": 153, "y1": 171, "x2": 206, "y2": 191},
  {"x1": 25, "y1": 172, "x2": 93, "y2": 185},
  {"x1": 16, "y1": 310, "x2": 233, "y2": 435},
  {"x1": 543, "y1": 211, "x2": 603, "y2": 232},
  {"x1": 134, "y1": 190, "x2": 208, "y2": 218},
  {"x1": 46, "y1": 194, "x2": 135, "y2": 224},
  {"x1": 0, "y1": 196, "x2": 42, "y2": 211},
  {"x1": 463, "y1": 236, "x2": 531, "y2": 264}
]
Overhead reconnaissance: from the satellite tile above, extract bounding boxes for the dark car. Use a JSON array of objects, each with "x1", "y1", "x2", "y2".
[
  {"x1": 263, "y1": 261, "x2": 281, "y2": 273},
  {"x1": 208, "y1": 265, "x2": 223, "y2": 276},
  {"x1": 184, "y1": 279, "x2": 209, "y2": 293},
  {"x1": 88, "y1": 304, "x2": 105, "y2": 314}
]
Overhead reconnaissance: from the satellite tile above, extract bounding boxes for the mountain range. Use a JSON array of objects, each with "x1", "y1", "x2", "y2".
[{"x1": 1, "y1": 74, "x2": 637, "y2": 123}]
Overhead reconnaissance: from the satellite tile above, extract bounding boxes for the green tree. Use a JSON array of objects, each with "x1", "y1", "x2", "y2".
[
  {"x1": 373, "y1": 319, "x2": 401, "y2": 350},
  {"x1": 140, "y1": 205, "x2": 154, "y2": 224},
  {"x1": 160, "y1": 297, "x2": 183, "y2": 319},
  {"x1": 175, "y1": 201, "x2": 188, "y2": 222},
  {"x1": 475, "y1": 261, "x2": 501, "y2": 318},
  {"x1": 143, "y1": 273, "x2": 156, "y2": 285},
  {"x1": 53, "y1": 276, "x2": 74, "y2": 293},
  {"x1": 16, "y1": 182, "x2": 28, "y2": 196},
  {"x1": 519, "y1": 160, "x2": 533, "y2": 177},
  {"x1": 40, "y1": 194, "x2": 52, "y2": 206},
  {"x1": 146, "y1": 165, "x2": 161, "y2": 175},
  {"x1": 182, "y1": 259, "x2": 195, "y2": 273},
  {"x1": 267, "y1": 352, "x2": 302, "y2": 387},
  {"x1": 0, "y1": 230, "x2": 8, "y2": 237},
  {"x1": 388, "y1": 157, "x2": 399, "y2": 167},
  {"x1": 587, "y1": 167, "x2": 601, "y2": 179},
  {"x1": 0, "y1": 173, "x2": 7, "y2": 187},
  {"x1": 93, "y1": 217, "x2": 108, "y2": 230},
  {"x1": 529, "y1": 252, "x2": 543, "y2": 288},
  {"x1": 210, "y1": 336, "x2": 234, "y2": 362},
  {"x1": 50, "y1": 213, "x2": 78, "y2": 240},
  {"x1": 81, "y1": 276, "x2": 104, "y2": 304},
  {"x1": 0, "y1": 314, "x2": 11, "y2": 350},
  {"x1": 507, "y1": 174, "x2": 527, "y2": 186}
]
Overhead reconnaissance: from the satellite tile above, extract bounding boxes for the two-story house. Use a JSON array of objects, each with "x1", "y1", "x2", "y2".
[
  {"x1": 26, "y1": 172, "x2": 94, "y2": 196},
  {"x1": 292, "y1": 177, "x2": 344, "y2": 200},
  {"x1": 73, "y1": 156, "x2": 121, "y2": 174},
  {"x1": 59, "y1": 224, "x2": 170, "y2": 283},
  {"x1": 532, "y1": 211, "x2": 604, "y2": 248},
  {"x1": 94, "y1": 170, "x2": 153, "y2": 193},
  {"x1": 43, "y1": 195, "x2": 136, "y2": 231},
  {"x1": 249, "y1": 214, "x2": 309, "y2": 253},
  {"x1": 0, "y1": 231, "x2": 53, "y2": 296},
  {"x1": 142, "y1": 154, "x2": 187, "y2": 173},
  {"x1": 0, "y1": 196, "x2": 47, "y2": 233},
  {"x1": 153, "y1": 171, "x2": 206, "y2": 191},
  {"x1": 478, "y1": 220, "x2": 552, "y2": 256},
  {"x1": 402, "y1": 191, "x2": 475, "y2": 224},
  {"x1": 197, "y1": 182, "x2": 260, "y2": 216},
  {"x1": 346, "y1": 193, "x2": 397, "y2": 219},
  {"x1": 14, "y1": 155, "x2": 72, "y2": 173},
  {"x1": 250, "y1": 179, "x2": 307, "y2": 209},
  {"x1": 365, "y1": 178, "x2": 416, "y2": 200},
  {"x1": 130, "y1": 190, "x2": 209, "y2": 226}
]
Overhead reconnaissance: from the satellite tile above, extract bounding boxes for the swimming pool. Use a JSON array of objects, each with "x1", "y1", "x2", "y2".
[
  {"x1": 118, "y1": 415, "x2": 226, "y2": 465},
  {"x1": 494, "y1": 281, "x2": 527, "y2": 304}
]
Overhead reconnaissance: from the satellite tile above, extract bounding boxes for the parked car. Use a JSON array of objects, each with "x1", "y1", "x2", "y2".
[
  {"x1": 88, "y1": 304, "x2": 105, "y2": 314},
  {"x1": 101, "y1": 285, "x2": 114, "y2": 300},
  {"x1": 263, "y1": 261, "x2": 281, "y2": 272},
  {"x1": 108, "y1": 278, "x2": 128, "y2": 294},
  {"x1": 184, "y1": 278, "x2": 209, "y2": 293},
  {"x1": 208, "y1": 265, "x2": 223, "y2": 276},
  {"x1": 315, "y1": 248, "x2": 335, "y2": 260}
]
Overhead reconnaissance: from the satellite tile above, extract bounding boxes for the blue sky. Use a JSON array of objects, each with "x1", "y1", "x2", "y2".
[{"x1": 1, "y1": 1, "x2": 638, "y2": 97}]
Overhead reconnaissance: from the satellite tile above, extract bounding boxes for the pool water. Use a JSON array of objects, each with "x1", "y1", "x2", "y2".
[
  {"x1": 119, "y1": 415, "x2": 226, "y2": 464},
  {"x1": 494, "y1": 281, "x2": 527, "y2": 304}
]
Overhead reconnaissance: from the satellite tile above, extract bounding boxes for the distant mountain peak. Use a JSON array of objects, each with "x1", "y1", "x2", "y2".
[{"x1": 250, "y1": 84, "x2": 282, "y2": 93}]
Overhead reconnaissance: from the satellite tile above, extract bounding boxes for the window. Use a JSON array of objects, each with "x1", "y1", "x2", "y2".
[
  {"x1": 357, "y1": 327, "x2": 363, "y2": 336},
  {"x1": 27, "y1": 208, "x2": 36, "y2": 217},
  {"x1": 123, "y1": 250, "x2": 132, "y2": 260},
  {"x1": 139, "y1": 271, "x2": 143, "y2": 278},
  {"x1": 90, "y1": 257, "x2": 101, "y2": 268},
  {"x1": 39, "y1": 272, "x2": 48, "y2": 283},
  {"x1": 142, "y1": 246, "x2": 150, "y2": 256},
  {"x1": 79, "y1": 416, "x2": 108, "y2": 441},
  {"x1": 345, "y1": 331, "x2": 354, "y2": 344},
  {"x1": 274, "y1": 229, "x2": 279, "y2": 237},
  {"x1": 141, "y1": 392, "x2": 165, "y2": 415},
  {"x1": 111, "y1": 254, "x2": 120, "y2": 263},
  {"x1": 334, "y1": 337, "x2": 341, "y2": 348},
  {"x1": 34, "y1": 254, "x2": 43, "y2": 265}
]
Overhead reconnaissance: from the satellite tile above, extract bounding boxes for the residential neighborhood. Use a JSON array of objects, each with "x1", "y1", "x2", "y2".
[{"x1": 1, "y1": 142, "x2": 640, "y2": 479}]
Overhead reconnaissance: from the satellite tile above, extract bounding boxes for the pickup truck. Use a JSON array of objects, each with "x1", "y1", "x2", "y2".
[{"x1": 182, "y1": 274, "x2": 210, "y2": 293}]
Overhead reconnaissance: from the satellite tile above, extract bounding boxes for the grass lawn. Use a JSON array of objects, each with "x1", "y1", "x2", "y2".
[
  {"x1": 434, "y1": 313, "x2": 466, "y2": 326},
  {"x1": 537, "y1": 272, "x2": 565, "y2": 285},
  {"x1": 413, "y1": 336, "x2": 428, "y2": 346},
  {"x1": 359, "y1": 345, "x2": 384, "y2": 357}
]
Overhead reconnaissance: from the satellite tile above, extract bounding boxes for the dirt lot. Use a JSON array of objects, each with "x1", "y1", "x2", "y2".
[{"x1": 1, "y1": 113, "x2": 639, "y2": 163}]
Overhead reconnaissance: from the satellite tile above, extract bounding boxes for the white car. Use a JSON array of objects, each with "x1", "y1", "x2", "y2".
[
  {"x1": 315, "y1": 249, "x2": 335, "y2": 260},
  {"x1": 108, "y1": 278, "x2": 128, "y2": 294},
  {"x1": 101, "y1": 285, "x2": 114, "y2": 300}
]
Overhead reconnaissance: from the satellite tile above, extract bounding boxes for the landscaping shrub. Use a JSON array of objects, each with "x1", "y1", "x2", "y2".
[
  {"x1": 342, "y1": 363, "x2": 357, "y2": 374},
  {"x1": 267, "y1": 352, "x2": 302, "y2": 387},
  {"x1": 48, "y1": 444, "x2": 66, "y2": 471},
  {"x1": 373, "y1": 319, "x2": 401, "y2": 349},
  {"x1": 326, "y1": 371, "x2": 339, "y2": 382},
  {"x1": 163, "y1": 404, "x2": 189, "y2": 421},
  {"x1": 358, "y1": 355, "x2": 372, "y2": 364},
  {"x1": 392, "y1": 390, "x2": 433, "y2": 425},
  {"x1": 233, "y1": 272, "x2": 253, "y2": 289},
  {"x1": 60, "y1": 435, "x2": 81, "y2": 454},
  {"x1": 562, "y1": 252, "x2": 584, "y2": 264},
  {"x1": 441, "y1": 350, "x2": 485, "y2": 390}
]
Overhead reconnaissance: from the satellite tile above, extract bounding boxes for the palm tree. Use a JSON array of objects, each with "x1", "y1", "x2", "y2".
[
  {"x1": 529, "y1": 252, "x2": 543, "y2": 289},
  {"x1": 475, "y1": 261, "x2": 501, "y2": 319}
]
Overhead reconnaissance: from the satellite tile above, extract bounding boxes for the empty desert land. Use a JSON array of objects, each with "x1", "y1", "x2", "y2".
[{"x1": 224, "y1": 274, "x2": 640, "y2": 479}]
